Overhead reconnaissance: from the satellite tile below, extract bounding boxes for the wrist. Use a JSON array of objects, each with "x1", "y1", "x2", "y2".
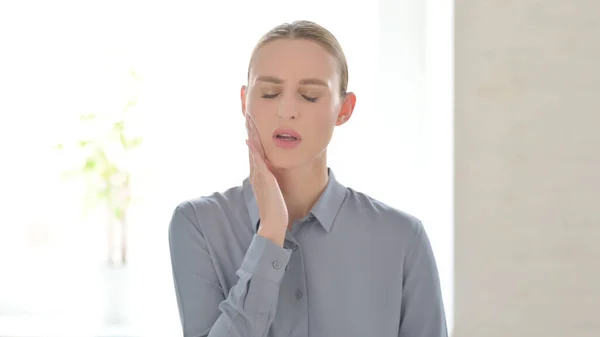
[{"x1": 257, "y1": 224, "x2": 286, "y2": 247}]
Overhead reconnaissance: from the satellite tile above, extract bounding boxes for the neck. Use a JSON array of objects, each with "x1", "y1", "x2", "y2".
[{"x1": 271, "y1": 154, "x2": 329, "y2": 224}]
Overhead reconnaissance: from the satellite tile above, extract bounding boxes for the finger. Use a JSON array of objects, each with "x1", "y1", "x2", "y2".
[
  {"x1": 244, "y1": 115, "x2": 261, "y2": 178},
  {"x1": 246, "y1": 139, "x2": 257, "y2": 172},
  {"x1": 245, "y1": 113, "x2": 259, "y2": 149},
  {"x1": 246, "y1": 141, "x2": 259, "y2": 184},
  {"x1": 244, "y1": 112, "x2": 266, "y2": 158},
  {"x1": 246, "y1": 139, "x2": 269, "y2": 172},
  {"x1": 244, "y1": 112, "x2": 257, "y2": 141},
  {"x1": 244, "y1": 112, "x2": 253, "y2": 136}
]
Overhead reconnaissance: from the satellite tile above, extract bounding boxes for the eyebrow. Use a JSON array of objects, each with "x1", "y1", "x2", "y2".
[{"x1": 255, "y1": 76, "x2": 329, "y2": 87}]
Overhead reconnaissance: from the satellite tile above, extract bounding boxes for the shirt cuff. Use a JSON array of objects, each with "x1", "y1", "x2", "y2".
[{"x1": 240, "y1": 234, "x2": 292, "y2": 283}]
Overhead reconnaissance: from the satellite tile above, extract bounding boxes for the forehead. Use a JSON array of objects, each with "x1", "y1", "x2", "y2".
[{"x1": 250, "y1": 38, "x2": 338, "y2": 82}]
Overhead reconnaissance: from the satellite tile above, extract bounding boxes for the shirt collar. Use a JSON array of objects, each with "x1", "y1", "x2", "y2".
[{"x1": 242, "y1": 167, "x2": 347, "y2": 233}]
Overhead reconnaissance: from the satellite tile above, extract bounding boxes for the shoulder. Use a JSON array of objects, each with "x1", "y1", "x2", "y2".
[
  {"x1": 343, "y1": 187, "x2": 424, "y2": 237},
  {"x1": 169, "y1": 184, "x2": 246, "y2": 234}
]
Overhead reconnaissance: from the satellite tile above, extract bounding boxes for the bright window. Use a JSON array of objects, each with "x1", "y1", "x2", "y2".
[{"x1": 0, "y1": 1, "x2": 453, "y2": 335}]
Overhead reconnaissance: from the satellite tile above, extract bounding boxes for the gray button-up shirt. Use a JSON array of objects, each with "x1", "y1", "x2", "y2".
[{"x1": 169, "y1": 169, "x2": 447, "y2": 337}]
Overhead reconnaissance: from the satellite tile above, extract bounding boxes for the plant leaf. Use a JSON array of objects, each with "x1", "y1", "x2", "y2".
[
  {"x1": 79, "y1": 140, "x2": 94, "y2": 148},
  {"x1": 83, "y1": 157, "x2": 97, "y2": 171},
  {"x1": 119, "y1": 133, "x2": 128, "y2": 148},
  {"x1": 113, "y1": 121, "x2": 125, "y2": 133},
  {"x1": 129, "y1": 137, "x2": 143, "y2": 148},
  {"x1": 123, "y1": 99, "x2": 137, "y2": 112},
  {"x1": 114, "y1": 207, "x2": 125, "y2": 221},
  {"x1": 80, "y1": 114, "x2": 96, "y2": 121}
]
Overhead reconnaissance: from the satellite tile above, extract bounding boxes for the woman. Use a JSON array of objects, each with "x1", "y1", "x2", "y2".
[{"x1": 169, "y1": 20, "x2": 447, "y2": 337}]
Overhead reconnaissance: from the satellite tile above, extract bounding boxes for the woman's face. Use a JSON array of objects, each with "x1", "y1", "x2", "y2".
[{"x1": 241, "y1": 38, "x2": 356, "y2": 170}]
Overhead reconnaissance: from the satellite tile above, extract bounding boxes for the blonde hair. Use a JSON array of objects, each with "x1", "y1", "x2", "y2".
[{"x1": 247, "y1": 20, "x2": 349, "y2": 97}]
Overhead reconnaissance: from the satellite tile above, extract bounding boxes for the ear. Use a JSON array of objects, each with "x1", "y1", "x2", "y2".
[
  {"x1": 335, "y1": 92, "x2": 356, "y2": 126},
  {"x1": 240, "y1": 85, "x2": 248, "y2": 116}
]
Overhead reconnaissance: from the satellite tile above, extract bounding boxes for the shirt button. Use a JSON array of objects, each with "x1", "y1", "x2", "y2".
[
  {"x1": 272, "y1": 261, "x2": 282, "y2": 269},
  {"x1": 295, "y1": 289, "x2": 304, "y2": 299},
  {"x1": 291, "y1": 243, "x2": 299, "y2": 251}
]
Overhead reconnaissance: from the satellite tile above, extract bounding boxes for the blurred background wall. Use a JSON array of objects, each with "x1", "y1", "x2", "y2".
[{"x1": 454, "y1": 0, "x2": 600, "y2": 336}]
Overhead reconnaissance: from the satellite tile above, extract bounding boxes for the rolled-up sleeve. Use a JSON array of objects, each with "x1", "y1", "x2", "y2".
[
  {"x1": 169, "y1": 202, "x2": 291, "y2": 337},
  {"x1": 398, "y1": 220, "x2": 448, "y2": 337}
]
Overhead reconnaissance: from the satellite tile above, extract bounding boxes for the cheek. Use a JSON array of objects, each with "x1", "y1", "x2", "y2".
[
  {"x1": 306, "y1": 107, "x2": 337, "y2": 139},
  {"x1": 246, "y1": 98, "x2": 270, "y2": 123},
  {"x1": 245, "y1": 99, "x2": 277, "y2": 143}
]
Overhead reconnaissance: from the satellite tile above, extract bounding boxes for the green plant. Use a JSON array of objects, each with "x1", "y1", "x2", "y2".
[{"x1": 56, "y1": 69, "x2": 142, "y2": 267}]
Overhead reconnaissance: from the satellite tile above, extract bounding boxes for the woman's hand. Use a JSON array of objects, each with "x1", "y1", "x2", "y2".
[{"x1": 245, "y1": 112, "x2": 288, "y2": 247}]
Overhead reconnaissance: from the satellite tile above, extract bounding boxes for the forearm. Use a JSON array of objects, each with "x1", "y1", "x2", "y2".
[
  {"x1": 179, "y1": 234, "x2": 291, "y2": 337},
  {"x1": 169, "y1": 202, "x2": 292, "y2": 337},
  {"x1": 257, "y1": 220, "x2": 287, "y2": 247}
]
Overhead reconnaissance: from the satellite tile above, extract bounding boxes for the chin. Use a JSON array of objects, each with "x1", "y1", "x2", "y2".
[
  {"x1": 266, "y1": 147, "x2": 326, "y2": 172},
  {"x1": 267, "y1": 156, "x2": 305, "y2": 170},
  {"x1": 265, "y1": 150, "x2": 311, "y2": 171}
]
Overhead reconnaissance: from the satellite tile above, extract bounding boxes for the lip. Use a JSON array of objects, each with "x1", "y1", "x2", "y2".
[{"x1": 272, "y1": 128, "x2": 302, "y2": 140}]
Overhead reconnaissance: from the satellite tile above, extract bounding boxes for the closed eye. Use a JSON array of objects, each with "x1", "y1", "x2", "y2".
[
  {"x1": 262, "y1": 92, "x2": 318, "y2": 102},
  {"x1": 262, "y1": 93, "x2": 280, "y2": 99},
  {"x1": 301, "y1": 94, "x2": 318, "y2": 103}
]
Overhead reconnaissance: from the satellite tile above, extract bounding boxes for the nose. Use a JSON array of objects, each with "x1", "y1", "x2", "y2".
[{"x1": 277, "y1": 93, "x2": 299, "y2": 120}]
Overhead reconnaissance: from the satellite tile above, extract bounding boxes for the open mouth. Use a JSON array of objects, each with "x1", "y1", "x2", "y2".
[
  {"x1": 273, "y1": 128, "x2": 302, "y2": 141},
  {"x1": 272, "y1": 129, "x2": 302, "y2": 149},
  {"x1": 275, "y1": 134, "x2": 299, "y2": 141}
]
